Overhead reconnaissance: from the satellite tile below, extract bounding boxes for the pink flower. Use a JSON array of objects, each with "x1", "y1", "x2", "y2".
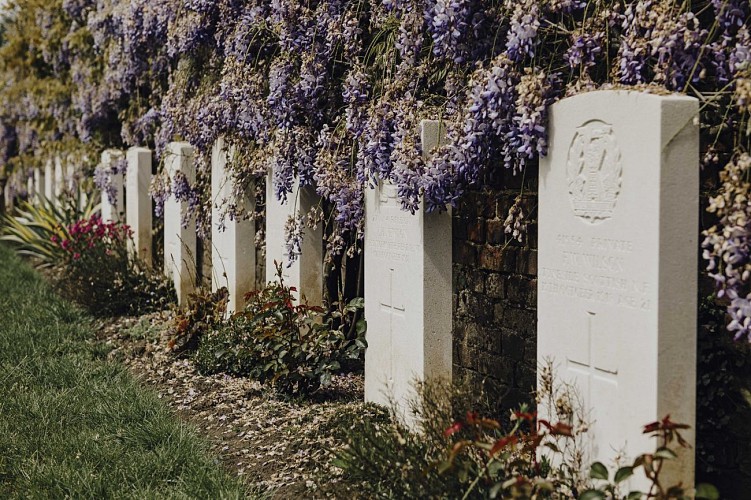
[{"x1": 73, "y1": 252, "x2": 81, "y2": 260}]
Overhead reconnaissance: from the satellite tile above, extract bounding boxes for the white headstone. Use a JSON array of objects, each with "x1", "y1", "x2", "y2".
[
  {"x1": 265, "y1": 168, "x2": 323, "y2": 305},
  {"x1": 164, "y1": 142, "x2": 197, "y2": 306},
  {"x1": 53, "y1": 156, "x2": 64, "y2": 201},
  {"x1": 4, "y1": 181, "x2": 13, "y2": 211},
  {"x1": 100, "y1": 150, "x2": 124, "y2": 222},
  {"x1": 44, "y1": 160, "x2": 54, "y2": 201},
  {"x1": 26, "y1": 174, "x2": 34, "y2": 202},
  {"x1": 65, "y1": 156, "x2": 76, "y2": 193},
  {"x1": 126, "y1": 147, "x2": 153, "y2": 265},
  {"x1": 34, "y1": 167, "x2": 45, "y2": 204},
  {"x1": 364, "y1": 119, "x2": 452, "y2": 419},
  {"x1": 211, "y1": 138, "x2": 256, "y2": 312},
  {"x1": 538, "y1": 90, "x2": 698, "y2": 489}
]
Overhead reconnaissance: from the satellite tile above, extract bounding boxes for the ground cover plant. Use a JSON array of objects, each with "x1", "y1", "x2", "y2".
[
  {"x1": 1, "y1": 195, "x2": 174, "y2": 317},
  {"x1": 186, "y1": 263, "x2": 367, "y2": 395},
  {"x1": 336, "y1": 375, "x2": 720, "y2": 500},
  {"x1": 0, "y1": 243, "x2": 249, "y2": 498}
]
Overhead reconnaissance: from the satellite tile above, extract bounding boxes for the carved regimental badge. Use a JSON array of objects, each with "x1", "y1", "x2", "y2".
[{"x1": 566, "y1": 120, "x2": 623, "y2": 223}]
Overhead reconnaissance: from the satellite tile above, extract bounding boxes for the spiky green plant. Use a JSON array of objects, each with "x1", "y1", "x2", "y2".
[{"x1": 0, "y1": 192, "x2": 99, "y2": 265}]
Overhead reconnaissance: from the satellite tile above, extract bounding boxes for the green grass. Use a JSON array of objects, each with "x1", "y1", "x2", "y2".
[{"x1": 0, "y1": 244, "x2": 250, "y2": 499}]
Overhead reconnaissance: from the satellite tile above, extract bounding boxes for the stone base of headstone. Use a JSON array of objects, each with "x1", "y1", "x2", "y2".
[{"x1": 538, "y1": 90, "x2": 698, "y2": 490}]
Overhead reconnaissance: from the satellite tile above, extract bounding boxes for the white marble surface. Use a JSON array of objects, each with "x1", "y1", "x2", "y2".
[{"x1": 538, "y1": 90, "x2": 699, "y2": 489}]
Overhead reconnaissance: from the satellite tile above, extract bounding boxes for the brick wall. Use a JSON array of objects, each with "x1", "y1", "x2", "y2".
[{"x1": 452, "y1": 169, "x2": 538, "y2": 416}]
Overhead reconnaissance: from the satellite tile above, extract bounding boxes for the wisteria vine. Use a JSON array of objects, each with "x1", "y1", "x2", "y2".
[{"x1": 0, "y1": 0, "x2": 750, "y2": 339}]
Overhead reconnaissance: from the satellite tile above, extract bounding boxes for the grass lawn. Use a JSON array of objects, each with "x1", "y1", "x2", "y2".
[{"x1": 0, "y1": 244, "x2": 250, "y2": 499}]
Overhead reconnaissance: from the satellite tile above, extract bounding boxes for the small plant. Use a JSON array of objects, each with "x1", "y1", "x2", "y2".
[
  {"x1": 169, "y1": 287, "x2": 229, "y2": 355},
  {"x1": 52, "y1": 214, "x2": 174, "y2": 316},
  {"x1": 440, "y1": 413, "x2": 719, "y2": 500},
  {"x1": 0, "y1": 192, "x2": 98, "y2": 265},
  {"x1": 195, "y1": 262, "x2": 366, "y2": 395},
  {"x1": 579, "y1": 416, "x2": 719, "y2": 500},
  {"x1": 333, "y1": 379, "x2": 498, "y2": 499}
]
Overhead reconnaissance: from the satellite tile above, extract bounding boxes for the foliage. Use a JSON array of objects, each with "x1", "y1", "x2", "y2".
[
  {"x1": 577, "y1": 416, "x2": 719, "y2": 500},
  {"x1": 695, "y1": 297, "x2": 751, "y2": 491},
  {"x1": 336, "y1": 370, "x2": 718, "y2": 499},
  {"x1": 0, "y1": 1, "x2": 749, "y2": 331},
  {"x1": 51, "y1": 214, "x2": 174, "y2": 316},
  {"x1": 170, "y1": 286, "x2": 229, "y2": 355},
  {"x1": 195, "y1": 263, "x2": 366, "y2": 395},
  {"x1": 0, "y1": 191, "x2": 98, "y2": 264},
  {"x1": 334, "y1": 379, "x2": 498, "y2": 499},
  {"x1": 442, "y1": 413, "x2": 718, "y2": 500}
]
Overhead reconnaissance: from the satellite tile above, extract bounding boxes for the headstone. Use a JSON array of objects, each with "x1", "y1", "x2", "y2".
[
  {"x1": 211, "y1": 138, "x2": 256, "y2": 312},
  {"x1": 100, "y1": 150, "x2": 124, "y2": 222},
  {"x1": 164, "y1": 142, "x2": 197, "y2": 306},
  {"x1": 4, "y1": 181, "x2": 13, "y2": 211},
  {"x1": 265, "y1": 168, "x2": 323, "y2": 305},
  {"x1": 25, "y1": 172, "x2": 34, "y2": 202},
  {"x1": 538, "y1": 90, "x2": 698, "y2": 489},
  {"x1": 44, "y1": 160, "x2": 54, "y2": 201},
  {"x1": 54, "y1": 156, "x2": 64, "y2": 201},
  {"x1": 126, "y1": 147, "x2": 153, "y2": 265},
  {"x1": 364, "y1": 119, "x2": 452, "y2": 419},
  {"x1": 34, "y1": 168, "x2": 45, "y2": 204},
  {"x1": 65, "y1": 156, "x2": 77, "y2": 192}
]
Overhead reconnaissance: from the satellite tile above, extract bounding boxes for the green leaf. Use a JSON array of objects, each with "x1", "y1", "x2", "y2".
[
  {"x1": 589, "y1": 462, "x2": 609, "y2": 480},
  {"x1": 626, "y1": 492, "x2": 643, "y2": 500},
  {"x1": 614, "y1": 466, "x2": 634, "y2": 483},
  {"x1": 436, "y1": 460, "x2": 453, "y2": 474},
  {"x1": 695, "y1": 483, "x2": 720, "y2": 500},
  {"x1": 356, "y1": 318, "x2": 367, "y2": 335},
  {"x1": 579, "y1": 489, "x2": 607, "y2": 500}
]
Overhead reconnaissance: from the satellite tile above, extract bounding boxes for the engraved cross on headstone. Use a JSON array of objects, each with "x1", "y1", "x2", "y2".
[
  {"x1": 380, "y1": 268, "x2": 406, "y2": 318},
  {"x1": 567, "y1": 311, "x2": 618, "y2": 403},
  {"x1": 380, "y1": 268, "x2": 405, "y2": 384}
]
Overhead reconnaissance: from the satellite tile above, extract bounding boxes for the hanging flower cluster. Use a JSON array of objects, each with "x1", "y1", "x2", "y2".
[{"x1": 0, "y1": 0, "x2": 750, "y2": 337}]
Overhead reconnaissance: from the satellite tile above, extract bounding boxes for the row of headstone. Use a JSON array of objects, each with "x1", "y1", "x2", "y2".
[
  {"x1": 108, "y1": 139, "x2": 325, "y2": 309},
  {"x1": 29, "y1": 156, "x2": 78, "y2": 206},
  {"x1": 89, "y1": 92, "x2": 700, "y2": 489}
]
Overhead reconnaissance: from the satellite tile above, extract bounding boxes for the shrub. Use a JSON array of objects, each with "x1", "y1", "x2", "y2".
[
  {"x1": 0, "y1": 192, "x2": 98, "y2": 265},
  {"x1": 169, "y1": 287, "x2": 229, "y2": 355},
  {"x1": 52, "y1": 215, "x2": 174, "y2": 316},
  {"x1": 195, "y1": 263, "x2": 367, "y2": 395},
  {"x1": 335, "y1": 374, "x2": 719, "y2": 499},
  {"x1": 333, "y1": 379, "x2": 494, "y2": 499}
]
